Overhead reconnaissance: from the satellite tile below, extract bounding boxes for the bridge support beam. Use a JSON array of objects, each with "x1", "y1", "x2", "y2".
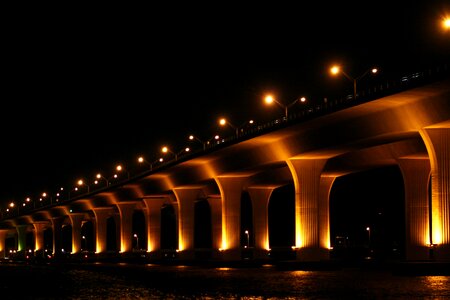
[
  {"x1": 143, "y1": 196, "x2": 168, "y2": 257},
  {"x1": 247, "y1": 186, "x2": 276, "y2": 259},
  {"x1": 215, "y1": 175, "x2": 250, "y2": 260},
  {"x1": 69, "y1": 214, "x2": 84, "y2": 254},
  {"x1": 398, "y1": 158, "x2": 431, "y2": 260},
  {"x1": 421, "y1": 127, "x2": 450, "y2": 260},
  {"x1": 92, "y1": 208, "x2": 115, "y2": 254},
  {"x1": 288, "y1": 158, "x2": 332, "y2": 261},
  {"x1": 0, "y1": 229, "x2": 8, "y2": 258},
  {"x1": 173, "y1": 188, "x2": 203, "y2": 260},
  {"x1": 51, "y1": 218, "x2": 63, "y2": 257},
  {"x1": 16, "y1": 225, "x2": 28, "y2": 254},
  {"x1": 117, "y1": 202, "x2": 138, "y2": 253},
  {"x1": 33, "y1": 222, "x2": 47, "y2": 258}
]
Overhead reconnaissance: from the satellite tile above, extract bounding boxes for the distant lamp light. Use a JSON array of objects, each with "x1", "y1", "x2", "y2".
[
  {"x1": 443, "y1": 17, "x2": 450, "y2": 30},
  {"x1": 330, "y1": 66, "x2": 340, "y2": 75},
  {"x1": 264, "y1": 94, "x2": 274, "y2": 104},
  {"x1": 219, "y1": 118, "x2": 226, "y2": 126}
]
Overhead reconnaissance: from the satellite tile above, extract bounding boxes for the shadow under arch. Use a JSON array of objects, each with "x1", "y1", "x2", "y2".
[
  {"x1": 241, "y1": 191, "x2": 253, "y2": 248},
  {"x1": 132, "y1": 210, "x2": 146, "y2": 250},
  {"x1": 81, "y1": 221, "x2": 95, "y2": 252},
  {"x1": 161, "y1": 204, "x2": 177, "y2": 250},
  {"x1": 330, "y1": 165, "x2": 405, "y2": 261},
  {"x1": 268, "y1": 183, "x2": 295, "y2": 257},
  {"x1": 194, "y1": 198, "x2": 212, "y2": 249},
  {"x1": 106, "y1": 216, "x2": 118, "y2": 252},
  {"x1": 61, "y1": 224, "x2": 72, "y2": 253}
]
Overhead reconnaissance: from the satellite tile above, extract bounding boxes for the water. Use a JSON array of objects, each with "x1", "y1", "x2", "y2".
[{"x1": 1, "y1": 262, "x2": 449, "y2": 299}]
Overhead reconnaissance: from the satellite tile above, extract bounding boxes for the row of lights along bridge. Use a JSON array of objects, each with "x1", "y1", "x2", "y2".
[{"x1": 3, "y1": 65, "x2": 380, "y2": 217}]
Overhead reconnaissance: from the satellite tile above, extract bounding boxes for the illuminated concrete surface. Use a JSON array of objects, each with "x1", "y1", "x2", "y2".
[{"x1": 1, "y1": 76, "x2": 449, "y2": 262}]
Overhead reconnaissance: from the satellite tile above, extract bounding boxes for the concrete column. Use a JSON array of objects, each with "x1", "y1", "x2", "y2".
[
  {"x1": 215, "y1": 175, "x2": 249, "y2": 260},
  {"x1": 16, "y1": 225, "x2": 28, "y2": 253},
  {"x1": 51, "y1": 218, "x2": 63, "y2": 257},
  {"x1": 143, "y1": 197, "x2": 167, "y2": 254},
  {"x1": 287, "y1": 158, "x2": 331, "y2": 261},
  {"x1": 33, "y1": 222, "x2": 47, "y2": 257},
  {"x1": 397, "y1": 158, "x2": 431, "y2": 260},
  {"x1": 0, "y1": 229, "x2": 8, "y2": 258},
  {"x1": 116, "y1": 202, "x2": 137, "y2": 253},
  {"x1": 68, "y1": 214, "x2": 84, "y2": 254},
  {"x1": 92, "y1": 208, "x2": 114, "y2": 254},
  {"x1": 247, "y1": 186, "x2": 276, "y2": 258},
  {"x1": 208, "y1": 196, "x2": 222, "y2": 251},
  {"x1": 173, "y1": 187, "x2": 202, "y2": 259},
  {"x1": 421, "y1": 127, "x2": 450, "y2": 259}
]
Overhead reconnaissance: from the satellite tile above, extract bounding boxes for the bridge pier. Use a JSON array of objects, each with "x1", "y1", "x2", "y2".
[
  {"x1": 398, "y1": 158, "x2": 431, "y2": 260},
  {"x1": 69, "y1": 214, "x2": 84, "y2": 254},
  {"x1": 247, "y1": 186, "x2": 275, "y2": 259},
  {"x1": 421, "y1": 127, "x2": 450, "y2": 260},
  {"x1": 288, "y1": 158, "x2": 332, "y2": 261},
  {"x1": 117, "y1": 202, "x2": 138, "y2": 253},
  {"x1": 215, "y1": 175, "x2": 250, "y2": 260},
  {"x1": 92, "y1": 208, "x2": 115, "y2": 254},
  {"x1": 33, "y1": 222, "x2": 47, "y2": 258},
  {"x1": 0, "y1": 229, "x2": 7, "y2": 258}
]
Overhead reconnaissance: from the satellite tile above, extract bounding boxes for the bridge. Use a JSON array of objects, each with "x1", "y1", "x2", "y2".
[{"x1": 1, "y1": 65, "x2": 449, "y2": 262}]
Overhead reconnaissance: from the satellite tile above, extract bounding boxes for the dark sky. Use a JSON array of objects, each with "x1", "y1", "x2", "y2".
[{"x1": 1, "y1": 2, "x2": 449, "y2": 205}]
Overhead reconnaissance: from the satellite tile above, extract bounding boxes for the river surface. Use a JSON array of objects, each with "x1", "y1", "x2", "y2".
[{"x1": 1, "y1": 261, "x2": 449, "y2": 299}]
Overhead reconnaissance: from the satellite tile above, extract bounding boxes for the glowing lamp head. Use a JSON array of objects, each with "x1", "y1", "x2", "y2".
[
  {"x1": 443, "y1": 17, "x2": 450, "y2": 30},
  {"x1": 77, "y1": 179, "x2": 84, "y2": 186},
  {"x1": 300, "y1": 97, "x2": 306, "y2": 102},
  {"x1": 162, "y1": 146, "x2": 168, "y2": 153},
  {"x1": 219, "y1": 118, "x2": 226, "y2": 126},
  {"x1": 138, "y1": 157, "x2": 144, "y2": 163},
  {"x1": 330, "y1": 65, "x2": 340, "y2": 75},
  {"x1": 116, "y1": 165, "x2": 122, "y2": 171},
  {"x1": 264, "y1": 95, "x2": 274, "y2": 104},
  {"x1": 189, "y1": 135, "x2": 194, "y2": 140},
  {"x1": 371, "y1": 68, "x2": 378, "y2": 74},
  {"x1": 96, "y1": 173, "x2": 101, "y2": 179}
]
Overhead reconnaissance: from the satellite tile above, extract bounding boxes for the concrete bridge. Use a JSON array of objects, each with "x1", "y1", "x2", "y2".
[{"x1": 1, "y1": 68, "x2": 449, "y2": 262}]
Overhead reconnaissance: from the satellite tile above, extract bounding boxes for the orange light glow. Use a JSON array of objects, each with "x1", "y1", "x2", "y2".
[
  {"x1": 330, "y1": 65, "x2": 340, "y2": 75},
  {"x1": 443, "y1": 17, "x2": 450, "y2": 30},
  {"x1": 219, "y1": 118, "x2": 226, "y2": 126},
  {"x1": 264, "y1": 94, "x2": 274, "y2": 104}
]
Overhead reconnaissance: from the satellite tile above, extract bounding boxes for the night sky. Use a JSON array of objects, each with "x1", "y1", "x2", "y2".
[{"x1": 1, "y1": 2, "x2": 449, "y2": 206}]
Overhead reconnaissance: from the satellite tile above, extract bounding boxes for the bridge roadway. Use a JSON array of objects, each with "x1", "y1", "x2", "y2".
[{"x1": 1, "y1": 73, "x2": 449, "y2": 262}]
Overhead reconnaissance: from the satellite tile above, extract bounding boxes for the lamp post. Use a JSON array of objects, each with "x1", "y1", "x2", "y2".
[
  {"x1": 133, "y1": 233, "x2": 139, "y2": 250},
  {"x1": 244, "y1": 230, "x2": 250, "y2": 248},
  {"x1": 330, "y1": 65, "x2": 378, "y2": 100},
  {"x1": 366, "y1": 226, "x2": 371, "y2": 246},
  {"x1": 264, "y1": 94, "x2": 306, "y2": 119},
  {"x1": 116, "y1": 164, "x2": 130, "y2": 180},
  {"x1": 77, "y1": 179, "x2": 90, "y2": 193},
  {"x1": 188, "y1": 135, "x2": 207, "y2": 150},
  {"x1": 219, "y1": 118, "x2": 239, "y2": 137},
  {"x1": 95, "y1": 173, "x2": 109, "y2": 187}
]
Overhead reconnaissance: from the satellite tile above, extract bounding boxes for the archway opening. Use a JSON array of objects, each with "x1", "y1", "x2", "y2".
[
  {"x1": 106, "y1": 217, "x2": 118, "y2": 252},
  {"x1": 132, "y1": 210, "x2": 146, "y2": 251},
  {"x1": 330, "y1": 165, "x2": 405, "y2": 261},
  {"x1": 81, "y1": 221, "x2": 94, "y2": 252},
  {"x1": 241, "y1": 191, "x2": 253, "y2": 248},
  {"x1": 194, "y1": 199, "x2": 212, "y2": 250},
  {"x1": 161, "y1": 204, "x2": 177, "y2": 250},
  {"x1": 61, "y1": 225, "x2": 72, "y2": 254},
  {"x1": 268, "y1": 183, "x2": 295, "y2": 259}
]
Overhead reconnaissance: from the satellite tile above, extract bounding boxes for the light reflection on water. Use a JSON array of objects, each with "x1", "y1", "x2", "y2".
[{"x1": 1, "y1": 262, "x2": 450, "y2": 299}]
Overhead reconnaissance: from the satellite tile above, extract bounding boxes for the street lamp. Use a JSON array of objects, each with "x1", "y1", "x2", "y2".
[
  {"x1": 366, "y1": 226, "x2": 371, "y2": 246},
  {"x1": 116, "y1": 164, "x2": 130, "y2": 179},
  {"x1": 94, "y1": 173, "x2": 109, "y2": 187},
  {"x1": 330, "y1": 65, "x2": 378, "y2": 100},
  {"x1": 244, "y1": 230, "x2": 250, "y2": 248},
  {"x1": 264, "y1": 94, "x2": 307, "y2": 119},
  {"x1": 219, "y1": 118, "x2": 239, "y2": 137},
  {"x1": 77, "y1": 179, "x2": 90, "y2": 193},
  {"x1": 188, "y1": 135, "x2": 207, "y2": 150}
]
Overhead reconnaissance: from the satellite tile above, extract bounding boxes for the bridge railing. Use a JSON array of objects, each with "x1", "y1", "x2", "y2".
[{"x1": 1, "y1": 63, "x2": 448, "y2": 220}]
